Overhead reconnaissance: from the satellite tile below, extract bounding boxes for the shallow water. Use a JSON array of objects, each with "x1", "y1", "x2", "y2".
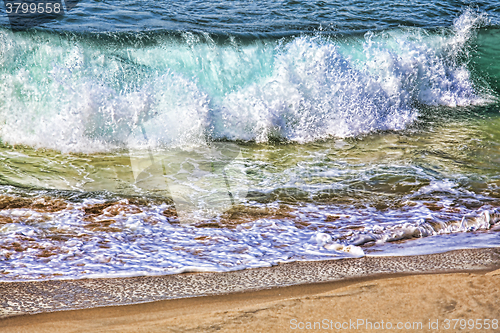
[{"x1": 0, "y1": 2, "x2": 499, "y2": 280}]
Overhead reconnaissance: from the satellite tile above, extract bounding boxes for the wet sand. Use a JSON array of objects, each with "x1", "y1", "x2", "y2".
[{"x1": 1, "y1": 248, "x2": 500, "y2": 332}]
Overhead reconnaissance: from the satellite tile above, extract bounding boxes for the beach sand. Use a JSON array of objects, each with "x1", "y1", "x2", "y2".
[{"x1": 1, "y1": 249, "x2": 499, "y2": 332}]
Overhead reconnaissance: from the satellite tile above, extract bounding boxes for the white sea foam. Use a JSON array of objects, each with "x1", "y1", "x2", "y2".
[
  {"x1": 0, "y1": 10, "x2": 492, "y2": 153},
  {"x1": 0, "y1": 195, "x2": 497, "y2": 281}
]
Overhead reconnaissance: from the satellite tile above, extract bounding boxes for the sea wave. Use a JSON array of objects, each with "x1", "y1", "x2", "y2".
[{"x1": 0, "y1": 10, "x2": 495, "y2": 153}]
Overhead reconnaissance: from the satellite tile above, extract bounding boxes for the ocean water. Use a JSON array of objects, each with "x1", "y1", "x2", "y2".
[{"x1": 0, "y1": 0, "x2": 499, "y2": 280}]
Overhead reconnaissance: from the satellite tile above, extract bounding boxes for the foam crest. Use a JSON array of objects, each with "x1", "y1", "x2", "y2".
[
  {"x1": 213, "y1": 37, "x2": 416, "y2": 143},
  {"x1": 350, "y1": 208, "x2": 500, "y2": 247}
]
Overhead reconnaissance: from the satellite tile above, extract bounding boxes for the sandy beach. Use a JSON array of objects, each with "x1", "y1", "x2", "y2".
[
  {"x1": 1, "y1": 270, "x2": 499, "y2": 332},
  {"x1": 1, "y1": 248, "x2": 499, "y2": 332}
]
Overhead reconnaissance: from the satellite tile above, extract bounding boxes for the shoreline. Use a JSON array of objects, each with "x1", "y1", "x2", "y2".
[{"x1": 1, "y1": 248, "x2": 499, "y2": 320}]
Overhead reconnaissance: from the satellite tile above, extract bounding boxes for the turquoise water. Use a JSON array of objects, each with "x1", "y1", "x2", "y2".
[{"x1": 0, "y1": 2, "x2": 499, "y2": 280}]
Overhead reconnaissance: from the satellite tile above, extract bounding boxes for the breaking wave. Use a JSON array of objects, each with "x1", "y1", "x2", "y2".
[{"x1": 0, "y1": 10, "x2": 494, "y2": 153}]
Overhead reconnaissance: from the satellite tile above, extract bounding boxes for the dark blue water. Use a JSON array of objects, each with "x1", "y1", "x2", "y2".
[{"x1": 1, "y1": 0, "x2": 500, "y2": 34}]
